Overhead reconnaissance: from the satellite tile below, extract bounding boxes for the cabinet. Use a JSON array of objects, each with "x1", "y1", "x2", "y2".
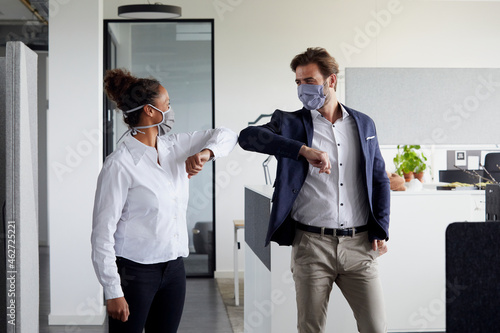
[{"x1": 380, "y1": 190, "x2": 485, "y2": 332}]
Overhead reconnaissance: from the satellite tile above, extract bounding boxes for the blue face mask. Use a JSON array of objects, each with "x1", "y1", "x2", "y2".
[{"x1": 297, "y1": 82, "x2": 329, "y2": 110}]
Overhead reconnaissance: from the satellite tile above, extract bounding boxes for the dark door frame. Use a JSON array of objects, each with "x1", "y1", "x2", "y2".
[{"x1": 102, "y1": 19, "x2": 216, "y2": 277}]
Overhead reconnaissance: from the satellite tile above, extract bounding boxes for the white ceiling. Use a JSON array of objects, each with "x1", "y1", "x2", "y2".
[
  {"x1": 0, "y1": 0, "x2": 35, "y2": 21},
  {"x1": 0, "y1": 0, "x2": 48, "y2": 48},
  {"x1": 0, "y1": 0, "x2": 49, "y2": 24}
]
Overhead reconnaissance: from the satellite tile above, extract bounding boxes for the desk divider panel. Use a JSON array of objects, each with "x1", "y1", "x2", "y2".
[
  {"x1": 346, "y1": 68, "x2": 500, "y2": 145},
  {"x1": 244, "y1": 188, "x2": 271, "y2": 270},
  {"x1": 3, "y1": 41, "x2": 39, "y2": 333},
  {"x1": 446, "y1": 222, "x2": 500, "y2": 333}
]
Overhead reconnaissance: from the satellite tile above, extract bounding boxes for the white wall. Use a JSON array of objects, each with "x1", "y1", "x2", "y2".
[
  {"x1": 103, "y1": 0, "x2": 500, "y2": 274},
  {"x1": 48, "y1": 0, "x2": 104, "y2": 325}
]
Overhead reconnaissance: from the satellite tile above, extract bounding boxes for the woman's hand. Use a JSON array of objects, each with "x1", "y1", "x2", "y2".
[
  {"x1": 185, "y1": 149, "x2": 214, "y2": 179},
  {"x1": 107, "y1": 297, "x2": 130, "y2": 322}
]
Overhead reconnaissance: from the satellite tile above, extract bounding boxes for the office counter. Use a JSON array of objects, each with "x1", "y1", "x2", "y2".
[{"x1": 244, "y1": 185, "x2": 485, "y2": 333}]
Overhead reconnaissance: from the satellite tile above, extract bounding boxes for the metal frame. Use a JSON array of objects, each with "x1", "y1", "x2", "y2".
[{"x1": 103, "y1": 19, "x2": 216, "y2": 277}]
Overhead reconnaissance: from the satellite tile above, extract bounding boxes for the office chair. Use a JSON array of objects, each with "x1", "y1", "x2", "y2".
[
  {"x1": 483, "y1": 152, "x2": 500, "y2": 183},
  {"x1": 484, "y1": 152, "x2": 500, "y2": 173},
  {"x1": 192, "y1": 221, "x2": 213, "y2": 254}
]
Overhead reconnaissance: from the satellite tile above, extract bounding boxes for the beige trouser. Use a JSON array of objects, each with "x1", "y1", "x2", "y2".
[{"x1": 291, "y1": 228, "x2": 387, "y2": 333}]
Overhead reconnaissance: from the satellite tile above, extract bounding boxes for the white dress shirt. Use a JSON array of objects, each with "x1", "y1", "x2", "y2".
[
  {"x1": 91, "y1": 127, "x2": 237, "y2": 300},
  {"x1": 291, "y1": 106, "x2": 369, "y2": 229}
]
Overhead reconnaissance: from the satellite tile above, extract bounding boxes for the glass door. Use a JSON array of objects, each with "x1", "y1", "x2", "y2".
[{"x1": 104, "y1": 20, "x2": 215, "y2": 277}]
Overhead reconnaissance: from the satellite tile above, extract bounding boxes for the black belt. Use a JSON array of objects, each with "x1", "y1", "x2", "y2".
[{"x1": 297, "y1": 223, "x2": 368, "y2": 237}]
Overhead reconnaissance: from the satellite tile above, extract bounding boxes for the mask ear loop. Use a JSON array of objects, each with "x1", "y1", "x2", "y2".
[
  {"x1": 122, "y1": 104, "x2": 145, "y2": 118},
  {"x1": 117, "y1": 104, "x2": 146, "y2": 143},
  {"x1": 323, "y1": 74, "x2": 335, "y2": 99}
]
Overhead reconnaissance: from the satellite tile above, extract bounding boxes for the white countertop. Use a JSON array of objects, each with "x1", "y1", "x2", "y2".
[
  {"x1": 391, "y1": 182, "x2": 485, "y2": 196},
  {"x1": 245, "y1": 183, "x2": 485, "y2": 198}
]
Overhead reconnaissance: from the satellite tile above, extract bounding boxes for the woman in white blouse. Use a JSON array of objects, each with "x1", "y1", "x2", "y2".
[{"x1": 91, "y1": 69, "x2": 237, "y2": 333}]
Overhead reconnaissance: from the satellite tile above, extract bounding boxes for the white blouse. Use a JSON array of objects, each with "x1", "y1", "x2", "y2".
[{"x1": 91, "y1": 127, "x2": 237, "y2": 300}]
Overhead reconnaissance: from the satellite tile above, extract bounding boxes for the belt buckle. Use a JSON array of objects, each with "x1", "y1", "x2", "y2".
[{"x1": 335, "y1": 227, "x2": 354, "y2": 237}]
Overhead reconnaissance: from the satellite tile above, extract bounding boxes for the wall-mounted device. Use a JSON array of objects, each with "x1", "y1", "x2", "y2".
[{"x1": 455, "y1": 150, "x2": 466, "y2": 167}]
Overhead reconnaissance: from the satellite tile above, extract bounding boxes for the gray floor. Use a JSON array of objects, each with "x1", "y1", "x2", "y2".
[
  {"x1": 39, "y1": 246, "x2": 237, "y2": 333},
  {"x1": 216, "y1": 278, "x2": 244, "y2": 333}
]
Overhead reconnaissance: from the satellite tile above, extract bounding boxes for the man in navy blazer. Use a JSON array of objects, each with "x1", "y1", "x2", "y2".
[
  {"x1": 239, "y1": 106, "x2": 390, "y2": 246},
  {"x1": 239, "y1": 48, "x2": 390, "y2": 333}
]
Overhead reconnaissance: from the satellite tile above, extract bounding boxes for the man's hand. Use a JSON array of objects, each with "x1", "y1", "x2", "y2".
[
  {"x1": 372, "y1": 239, "x2": 388, "y2": 257},
  {"x1": 107, "y1": 297, "x2": 129, "y2": 322},
  {"x1": 185, "y1": 149, "x2": 213, "y2": 179},
  {"x1": 299, "y1": 145, "x2": 331, "y2": 174}
]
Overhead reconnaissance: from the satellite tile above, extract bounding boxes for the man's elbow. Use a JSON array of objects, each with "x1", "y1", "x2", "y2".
[
  {"x1": 238, "y1": 127, "x2": 264, "y2": 151},
  {"x1": 238, "y1": 127, "x2": 250, "y2": 148}
]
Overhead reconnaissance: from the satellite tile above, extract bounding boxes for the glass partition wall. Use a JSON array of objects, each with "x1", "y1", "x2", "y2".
[{"x1": 104, "y1": 20, "x2": 215, "y2": 277}]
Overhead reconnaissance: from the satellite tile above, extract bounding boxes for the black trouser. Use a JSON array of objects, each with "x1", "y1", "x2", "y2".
[{"x1": 109, "y1": 256, "x2": 186, "y2": 333}]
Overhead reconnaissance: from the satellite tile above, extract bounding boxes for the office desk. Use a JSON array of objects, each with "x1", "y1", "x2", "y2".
[{"x1": 244, "y1": 185, "x2": 485, "y2": 333}]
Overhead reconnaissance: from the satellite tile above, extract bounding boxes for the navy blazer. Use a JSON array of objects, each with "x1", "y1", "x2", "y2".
[{"x1": 239, "y1": 105, "x2": 390, "y2": 246}]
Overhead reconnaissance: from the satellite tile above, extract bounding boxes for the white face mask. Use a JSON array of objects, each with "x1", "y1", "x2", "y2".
[
  {"x1": 118, "y1": 104, "x2": 175, "y2": 142},
  {"x1": 148, "y1": 104, "x2": 175, "y2": 136}
]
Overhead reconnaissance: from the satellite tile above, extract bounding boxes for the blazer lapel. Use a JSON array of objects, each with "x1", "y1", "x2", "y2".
[
  {"x1": 300, "y1": 108, "x2": 314, "y2": 147},
  {"x1": 343, "y1": 104, "x2": 378, "y2": 201},
  {"x1": 343, "y1": 104, "x2": 366, "y2": 147},
  {"x1": 343, "y1": 104, "x2": 370, "y2": 174}
]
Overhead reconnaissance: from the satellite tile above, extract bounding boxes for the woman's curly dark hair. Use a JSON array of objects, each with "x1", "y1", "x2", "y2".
[{"x1": 103, "y1": 68, "x2": 161, "y2": 127}]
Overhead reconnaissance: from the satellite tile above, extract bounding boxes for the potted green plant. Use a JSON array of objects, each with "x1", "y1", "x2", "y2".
[{"x1": 393, "y1": 145, "x2": 428, "y2": 182}]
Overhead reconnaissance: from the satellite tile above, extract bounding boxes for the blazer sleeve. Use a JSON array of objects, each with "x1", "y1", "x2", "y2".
[{"x1": 238, "y1": 110, "x2": 304, "y2": 160}]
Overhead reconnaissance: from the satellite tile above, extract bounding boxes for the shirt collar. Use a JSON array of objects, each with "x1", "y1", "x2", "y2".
[
  {"x1": 310, "y1": 103, "x2": 350, "y2": 121},
  {"x1": 123, "y1": 133, "x2": 177, "y2": 165},
  {"x1": 123, "y1": 134, "x2": 156, "y2": 165}
]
